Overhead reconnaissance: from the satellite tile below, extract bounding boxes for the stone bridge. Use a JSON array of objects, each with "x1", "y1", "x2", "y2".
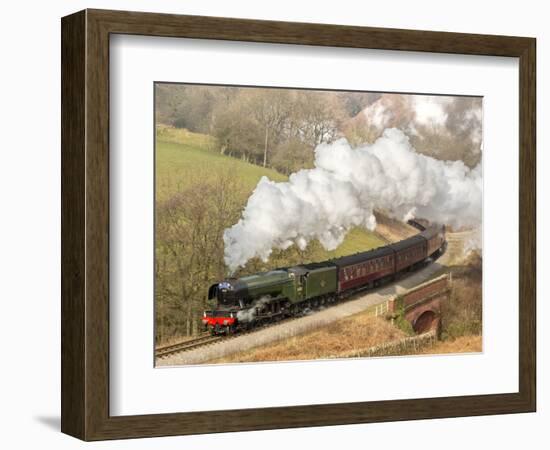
[{"x1": 388, "y1": 274, "x2": 451, "y2": 334}]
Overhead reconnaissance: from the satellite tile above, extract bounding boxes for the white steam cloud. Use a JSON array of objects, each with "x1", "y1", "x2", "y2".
[
  {"x1": 224, "y1": 128, "x2": 481, "y2": 273},
  {"x1": 236, "y1": 296, "x2": 272, "y2": 323},
  {"x1": 363, "y1": 94, "x2": 483, "y2": 156}
]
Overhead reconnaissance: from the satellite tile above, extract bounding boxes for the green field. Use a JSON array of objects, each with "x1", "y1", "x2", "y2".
[
  {"x1": 156, "y1": 128, "x2": 286, "y2": 201},
  {"x1": 155, "y1": 127, "x2": 385, "y2": 261}
]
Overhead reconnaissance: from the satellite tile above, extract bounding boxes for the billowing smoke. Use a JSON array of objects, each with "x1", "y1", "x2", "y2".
[
  {"x1": 362, "y1": 95, "x2": 483, "y2": 165},
  {"x1": 463, "y1": 227, "x2": 483, "y2": 258},
  {"x1": 236, "y1": 296, "x2": 272, "y2": 323},
  {"x1": 224, "y1": 128, "x2": 482, "y2": 273}
]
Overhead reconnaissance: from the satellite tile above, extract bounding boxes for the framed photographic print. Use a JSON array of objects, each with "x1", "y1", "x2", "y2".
[{"x1": 61, "y1": 9, "x2": 536, "y2": 440}]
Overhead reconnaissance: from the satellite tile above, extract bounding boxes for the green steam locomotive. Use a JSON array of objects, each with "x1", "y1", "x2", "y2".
[{"x1": 202, "y1": 222, "x2": 446, "y2": 334}]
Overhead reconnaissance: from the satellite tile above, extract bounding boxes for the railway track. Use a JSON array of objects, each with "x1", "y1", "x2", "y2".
[
  {"x1": 155, "y1": 305, "x2": 332, "y2": 359},
  {"x1": 155, "y1": 314, "x2": 304, "y2": 359},
  {"x1": 155, "y1": 334, "x2": 222, "y2": 358}
]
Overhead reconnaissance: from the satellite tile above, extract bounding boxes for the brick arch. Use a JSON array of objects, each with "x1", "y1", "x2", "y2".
[
  {"x1": 404, "y1": 296, "x2": 442, "y2": 328},
  {"x1": 413, "y1": 310, "x2": 438, "y2": 333}
]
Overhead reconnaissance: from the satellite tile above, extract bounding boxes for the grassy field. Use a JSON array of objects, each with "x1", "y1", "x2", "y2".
[
  {"x1": 156, "y1": 127, "x2": 287, "y2": 201},
  {"x1": 155, "y1": 126, "x2": 385, "y2": 260}
]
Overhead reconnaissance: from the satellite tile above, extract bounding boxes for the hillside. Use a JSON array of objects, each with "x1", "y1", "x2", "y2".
[
  {"x1": 155, "y1": 126, "x2": 392, "y2": 341},
  {"x1": 156, "y1": 126, "x2": 287, "y2": 201},
  {"x1": 155, "y1": 126, "x2": 386, "y2": 260}
]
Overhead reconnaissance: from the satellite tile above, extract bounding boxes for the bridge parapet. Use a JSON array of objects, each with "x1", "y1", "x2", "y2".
[{"x1": 388, "y1": 274, "x2": 451, "y2": 334}]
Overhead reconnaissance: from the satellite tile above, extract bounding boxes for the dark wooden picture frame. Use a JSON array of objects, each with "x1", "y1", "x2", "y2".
[{"x1": 61, "y1": 9, "x2": 536, "y2": 441}]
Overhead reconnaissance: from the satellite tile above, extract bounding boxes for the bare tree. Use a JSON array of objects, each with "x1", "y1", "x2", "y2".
[
  {"x1": 244, "y1": 89, "x2": 292, "y2": 167},
  {"x1": 155, "y1": 171, "x2": 246, "y2": 341},
  {"x1": 293, "y1": 92, "x2": 345, "y2": 146}
]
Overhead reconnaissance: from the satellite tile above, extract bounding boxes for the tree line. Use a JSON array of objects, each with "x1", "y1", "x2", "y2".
[
  {"x1": 156, "y1": 84, "x2": 483, "y2": 170},
  {"x1": 156, "y1": 84, "x2": 379, "y2": 175}
]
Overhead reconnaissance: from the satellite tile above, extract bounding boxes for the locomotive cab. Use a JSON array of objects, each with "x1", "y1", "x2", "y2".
[{"x1": 207, "y1": 279, "x2": 248, "y2": 307}]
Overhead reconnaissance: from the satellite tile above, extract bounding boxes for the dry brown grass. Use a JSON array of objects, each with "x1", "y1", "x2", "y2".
[
  {"x1": 441, "y1": 254, "x2": 482, "y2": 340},
  {"x1": 210, "y1": 313, "x2": 406, "y2": 363},
  {"x1": 373, "y1": 213, "x2": 418, "y2": 242},
  {"x1": 417, "y1": 335, "x2": 482, "y2": 355}
]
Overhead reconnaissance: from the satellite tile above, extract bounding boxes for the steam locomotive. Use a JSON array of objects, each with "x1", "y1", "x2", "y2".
[{"x1": 202, "y1": 222, "x2": 446, "y2": 335}]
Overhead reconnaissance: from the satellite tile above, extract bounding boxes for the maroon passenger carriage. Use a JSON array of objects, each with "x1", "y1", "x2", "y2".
[
  {"x1": 333, "y1": 246, "x2": 395, "y2": 294},
  {"x1": 391, "y1": 235, "x2": 427, "y2": 273},
  {"x1": 330, "y1": 223, "x2": 446, "y2": 299},
  {"x1": 420, "y1": 224, "x2": 447, "y2": 258}
]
